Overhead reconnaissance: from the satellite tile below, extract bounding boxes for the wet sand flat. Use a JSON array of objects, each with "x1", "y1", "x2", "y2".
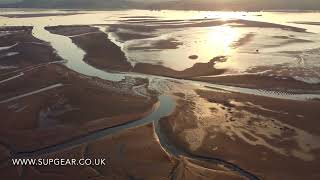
[
  {"x1": 0, "y1": 63, "x2": 156, "y2": 151},
  {"x1": 193, "y1": 74, "x2": 320, "y2": 92},
  {"x1": 40, "y1": 21, "x2": 319, "y2": 92},
  {"x1": 0, "y1": 13, "x2": 83, "y2": 18},
  {"x1": 0, "y1": 124, "x2": 246, "y2": 180},
  {"x1": 0, "y1": 26, "x2": 61, "y2": 73},
  {"x1": 160, "y1": 89, "x2": 320, "y2": 180},
  {"x1": 0, "y1": 27, "x2": 157, "y2": 154},
  {"x1": 1, "y1": 10, "x2": 320, "y2": 180},
  {"x1": 42, "y1": 25, "x2": 320, "y2": 92},
  {"x1": 109, "y1": 18, "x2": 307, "y2": 33},
  {"x1": 133, "y1": 56, "x2": 227, "y2": 78}
]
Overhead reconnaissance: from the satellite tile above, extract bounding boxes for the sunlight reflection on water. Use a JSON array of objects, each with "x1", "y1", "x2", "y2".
[{"x1": 1, "y1": 9, "x2": 320, "y2": 83}]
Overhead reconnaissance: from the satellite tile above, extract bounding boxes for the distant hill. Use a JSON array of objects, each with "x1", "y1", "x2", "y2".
[{"x1": 1, "y1": 0, "x2": 320, "y2": 10}]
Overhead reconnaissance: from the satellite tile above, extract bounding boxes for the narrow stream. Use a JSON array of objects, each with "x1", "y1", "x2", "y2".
[
  {"x1": 154, "y1": 121, "x2": 260, "y2": 180},
  {"x1": 10, "y1": 95, "x2": 260, "y2": 180},
  {"x1": 32, "y1": 26, "x2": 125, "y2": 82},
  {"x1": 0, "y1": 10, "x2": 320, "y2": 180},
  {"x1": 10, "y1": 94, "x2": 260, "y2": 180},
  {"x1": 32, "y1": 26, "x2": 320, "y2": 101},
  {"x1": 194, "y1": 81, "x2": 320, "y2": 101},
  {"x1": 14, "y1": 95, "x2": 175, "y2": 157},
  {"x1": 20, "y1": 26, "x2": 320, "y2": 180}
]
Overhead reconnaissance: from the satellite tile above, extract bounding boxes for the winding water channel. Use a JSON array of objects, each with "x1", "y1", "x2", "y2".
[
  {"x1": 5, "y1": 25, "x2": 320, "y2": 180},
  {"x1": 32, "y1": 26, "x2": 125, "y2": 82},
  {"x1": 13, "y1": 96, "x2": 175, "y2": 157},
  {"x1": 33, "y1": 26, "x2": 320, "y2": 101},
  {"x1": 154, "y1": 121, "x2": 260, "y2": 180}
]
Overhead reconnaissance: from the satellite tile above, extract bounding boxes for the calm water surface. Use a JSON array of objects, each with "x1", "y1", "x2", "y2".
[{"x1": 0, "y1": 9, "x2": 320, "y2": 83}]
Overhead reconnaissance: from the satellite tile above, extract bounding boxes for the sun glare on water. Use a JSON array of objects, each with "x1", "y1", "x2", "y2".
[{"x1": 204, "y1": 25, "x2": 240, "y2": 59}]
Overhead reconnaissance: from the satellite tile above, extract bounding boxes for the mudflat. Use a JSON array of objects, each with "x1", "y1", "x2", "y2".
[
  {"x1": 0, "y1": 26, "x2": 156, "y2": 155},
  {"x1": 1, "y1": 10, "x2": 320, "y2": 180},
  {"x1": 46, "y1": 25, "x2": 132, "y2": 72},
  {"x1": 160, "y1": 89, "x2": 320, "y2": 180}
]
